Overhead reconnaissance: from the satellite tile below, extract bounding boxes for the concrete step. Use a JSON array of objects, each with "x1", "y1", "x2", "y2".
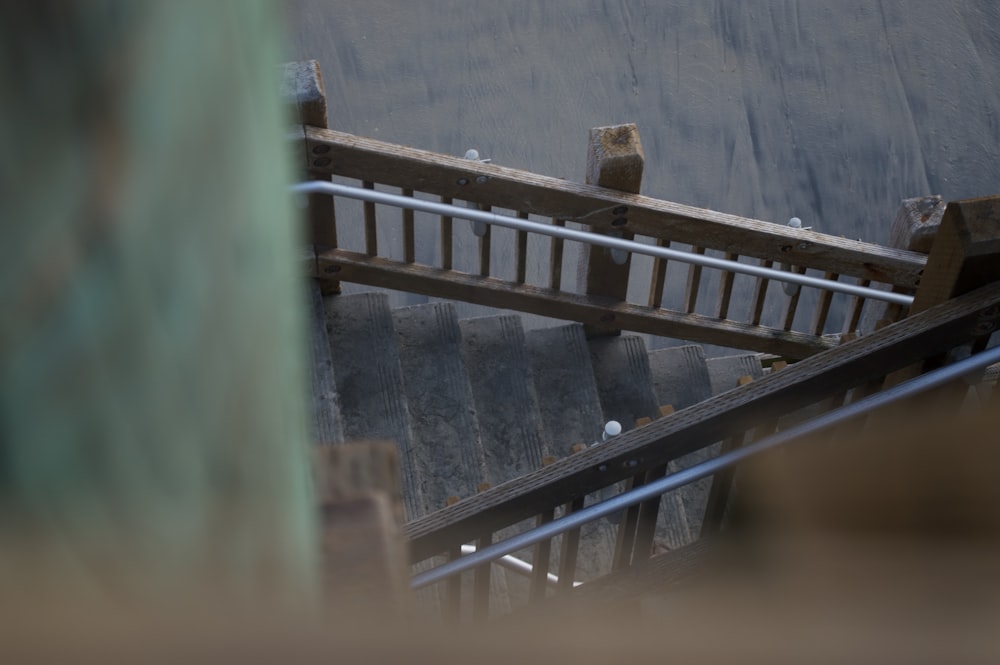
[
  {"x1": 459, "y1": 315, "x2": 549, "y2": 486},
  {"x1": 392, "y1": 302, "x2": 488, "y2": 516},
  {"x1": 308, "y1": 281, "x2": 345, "y2": 445},
  {"x1": 705, "y1": 353, "x2": 765, "y2": 396},
  {"x1": 589, "y1": 335, "x2": 695, "y2": 553},
  {"x1": 646, "y1": 345, "x2": 717, "y2": 547},
  {"x1": 523, "y1": 324, "x2": 606, "y2": 455},
  {"x1": 322, "y1": 292, "x2": 423, "y2": 520},
  {"x1": 523, "y1": 324, "x2": 613, "y2": 582}
]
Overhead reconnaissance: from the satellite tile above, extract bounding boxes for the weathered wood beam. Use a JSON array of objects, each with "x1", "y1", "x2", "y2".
[
  {"x1": 300, "y1": 127, "x2": 926, "y2": 288},
  {"x1": 404, "y1": 281, "x2": 1000, "y2": 562},
  {"x1": 313, "y1": 249, "x2": 834, "y2": 359}
]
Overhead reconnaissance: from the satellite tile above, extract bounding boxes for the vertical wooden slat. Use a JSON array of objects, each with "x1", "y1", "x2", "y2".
[
  {"x1": 529, "y1": 509, "x2": 555, "y2": 602},
  {"x1": 444, "y1": 544, "x2": 462, "y2": 622},
  {"x1": 611, "y1": 476, "x2": 642, "y2": 571},
  {"x1": 556, "y1": 495, "x2": 585, "y2": 591},
  {"x1": 683, "y1": 246, "x2": 707, "y2": 313},
  {"x1": 549, "y1": 218, "x2": 566, "y2": 290},
  {"x1": 479, "y1": 205, "x2": 492, "y2": 277},
  {"x1": 402, "y1": 189, "x2": 415, "y2": 264},
  {"x1": 700, "y1": 431, "x2": 747, "y2": 537},
  {"x1": 363, "y1": 180, "x2": 377, "y2": 257},
  {"x1": 515, "y1": 212, "x2": 529, "y2": 284},
  {"x1": 715, "y1": 252, "x2": 739, "y2": 319},
  {"x1": 630, "y1": 465, "x2": 667, "y2": 566},
  {"x1": 781, "y1": 265, "x2": 809, "y2": 331},
  {"x1": 648, "y1": 238, "x2": 670, "y2": 308},
  {"x1": 748, "y1": 258, "x2": 774, "y2": 325},
  {"x1": 440, "y1": 196, "x2": 453, "y2": 270},
  {"x1": 472, "y1": 531, "x2": 492, "y2": 622},
  {"x1": 810, "y1": 272, "x2": 839, "y2": 335},
  {"x1": 843, "y1": 278, "x2": 871, "y2": 335}
]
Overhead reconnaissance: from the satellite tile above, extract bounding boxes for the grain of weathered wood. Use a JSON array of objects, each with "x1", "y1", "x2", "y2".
[
  {"x1": 314, "y1": 249, "x2": 835, "y2": 358},
  {"x1": 300, "y1": 127, "x2": 926, "y2": 287},
  {"x1": 556, "y1": 496, "x2": 585, "y2": 592},
  {"x1": 515, "y1": 212, "x2": 529, "y2": 284},
  {"x1": 307, "y1": 280, "x2": 344, "y2": 445},
  {"x1": 648, "y1": 238, "x2": 670, "y2": 308},
  {"x1": 715, "y1": 252, "x2": 738, "y2": 319},
  {"x1": 683, "y1": 247, "x2": 706, "y2": 314},
  {"x1": 781, "y1": 265, "x2": 808, "y2": 331},
  {"x1": 404, "y1": 281, "x2": 1000, "y2": 562},
  {"x1": 402, "y1": 189, "x2": 415, "y2": 263},
  {"x1": 529, "y1": 509, "x2": 555, "y2": 602},
  {"x1": 842, "y1": 278, "x2": 871, "y2": 335},
  {"x1": 440, "y1": 196, "x2": 453, "y2": 270},
  {"x1": 479, "y1": 205, "x2": 492, "y2": 277},
  {"x1": 748, "y1": 258, "x2": 773, "y2": 326},
  {"x1": 363, "y1": 181, "x2": 377, "y2": 256},
  {"x1": 810, "y1": 272, "x2": 838, "y2": 335},
  {"x1": 577, "y1": 124, "x2": 644, "y2": 335},
  {"x1": 549, "y1": 218, "x2": 565, "y2": 290}
]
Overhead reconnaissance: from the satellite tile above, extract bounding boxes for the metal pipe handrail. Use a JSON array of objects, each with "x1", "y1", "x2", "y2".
[
  {"x1": 460, "y1": 544, "x2": 580, "y2": 588},
  {"x1": 410, "y1": 342, "x2": 1000, "y2": 589},
  {"x1": 292, "y1": 181, "x2": 914, "y2": 307}
]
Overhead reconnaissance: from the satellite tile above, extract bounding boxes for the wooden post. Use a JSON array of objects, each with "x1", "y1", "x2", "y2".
[
  {"x1": 576, "y1": 124, "x2": 644, "y2": 337},
  {"x1": 860, "y1": 196, "x2": 946, "y2": 333},
  {"x1": 885, "y1": 195, "x2": 1000, "y2": 388},
  {"x1": 281, "y1": 60, "x2": 340, "y2": 293},
  {"x1": 314, "y1": 442, "x2": 411, "y2": 619}
]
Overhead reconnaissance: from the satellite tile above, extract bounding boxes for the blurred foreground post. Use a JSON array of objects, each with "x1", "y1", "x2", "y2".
[{"x1": 0, "y1": 1, "x2": 319, "y2": 611}]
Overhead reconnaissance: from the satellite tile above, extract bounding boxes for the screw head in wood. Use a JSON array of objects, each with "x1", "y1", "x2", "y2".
[
  {"x1": 312, "y1": 144, "x2": 331, "y2": 155},
  {"x1": 611, "y1": 216, "x2": 628, "y2": 227},
  {"x1": 313, "y1": 157, "x2": 331, "y2": 167},
  {"x1": 613, "y1": 206, "x2": 628, "y2": 215}
]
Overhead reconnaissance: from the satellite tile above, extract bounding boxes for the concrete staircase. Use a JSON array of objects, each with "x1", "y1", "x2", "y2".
[{"x1": 312, "y1": 288, "x2": 770, "y2": 602}]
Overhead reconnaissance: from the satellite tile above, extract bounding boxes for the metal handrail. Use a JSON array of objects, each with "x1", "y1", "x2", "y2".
[
  {"x1": 410, "y1": 342, "x2": 1000, "y2": 589},
  {"x1": 460, "y1": 544, "x2": 580, "y2": 588},
  {"x1": 292, "y1": 181, "x2": 914, "y2": 307}
]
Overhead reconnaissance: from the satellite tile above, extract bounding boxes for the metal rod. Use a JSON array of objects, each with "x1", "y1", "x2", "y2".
[
  {"x1": 460, "y1": 544, "x2": 578, "y2": 588},
  {"x1": 291, "y1": 181, "x2": 914, "y2": 307},
  {"x1": 410, "y1": 343, "x2": 1000, "y2": 589}
]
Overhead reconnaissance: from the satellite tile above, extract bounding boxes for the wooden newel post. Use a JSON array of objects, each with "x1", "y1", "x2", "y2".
[
  {"x1": 860, "y1": 195, "x2": 946, "y2": 333},
  {"x1": 885, "y1": 195, "x2": 1000, "y2": 388},
  {"x1": 281, "y1": 60, "x2": 340, "y2": 294},
  {"x1": 910, "y1": 195, "x2": 1000, "y2": 314},
  {"x1": 577, "y1": 123, "x2": 644, "y2": 337}
]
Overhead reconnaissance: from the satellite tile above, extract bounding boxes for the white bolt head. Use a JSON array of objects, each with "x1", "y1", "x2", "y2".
[
  {"x1": 603, "y1": 420, "x2": 622, "y2": 439},
  {"x1": 464, "y1": 149, "x2": 480, "y2": 160},
  {"x1": 788, "y1": 217, "x2": 802, "y2": 228}
]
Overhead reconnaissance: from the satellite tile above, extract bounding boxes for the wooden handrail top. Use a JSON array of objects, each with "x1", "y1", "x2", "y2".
[
  {"x1": 404, "y1": 280, "x2": 1000, "y2": 562},
  {"x1": 294, "y1": 126, "x2": 926, "y2": 288}
]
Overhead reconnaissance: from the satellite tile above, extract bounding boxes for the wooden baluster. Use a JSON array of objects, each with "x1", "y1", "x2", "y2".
[
  {"x1": 842, "y1": 278, "x2": 871, "y2": 335},
  {"x1": 556, "y1": 444, "x2": 587, "y2": 591},
  {"x1": 443, "y1": 495, "x2": 462, "y2": 622},
  {"x1": 715, "y1": 252, "x2": 739, "y2": 319},
  {"x1": 648, "y1": 238, "x2": 670, "y2": 308},
  {"x1": 629, "y1": 406, "x2": 675, "y2": 566},
  {"x1": 515, "y1": 212, "x2": 529, "y2": 284},
  {"x1": 440, "y1": 196, "x2": 453, "y2": 270},
  {"x1": 701, "y1": 376, "x2": 756, "y2": 536},
  {"x1": 810, "y1": 272, "x2": 839, "y2": 336},
  {"x1": 363, "y1": 180, "x2": 377, "y2": 257},
  {"x1": 748, "y1": 258, "x2": 773, "y2": 325},
  {"x1": 529, "y1": 509, "x2": 555, "y2": 602},
  {"x1": 781, "y1": 265, "x2": 809, "y2": 331},
  {"x1": 683, "y1": 246, "x2": 707, "y2": 313},
  {"x1": 549, "y1": 218, "x2": 565, "y2": 290},
  {"x1": 472, "y1": 482, "x2": 493, "y2": 622},
  {"x1": 478, "y1": 205, "x2": 492, "y2": 277},
  {"x1": 529, "y1": 455, "x2": 558, "y2": 602},
  {"x1": 402, "y1": 189, "x2": 415, "y2": 264}
]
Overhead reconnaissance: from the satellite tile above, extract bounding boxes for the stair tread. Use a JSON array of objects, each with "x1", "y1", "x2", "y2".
[
  {"x1": 393, "y1": 302, "x2": 487, "y2": 515},
  {"x1": 706, "y1": 353, "x2": 765, "y2": 395},
  {"x1": 323, "y1": 292, "x2": 423, "y2": 519},
  {"x1": 459, "y1": 315, "x2": 548, "y2": 485}
]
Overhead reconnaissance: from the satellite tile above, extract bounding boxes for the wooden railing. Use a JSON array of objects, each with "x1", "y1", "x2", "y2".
[
  {"x1": 292, "y1": 122, "x2": 926, "y2": 359},
  {"x1": 402, "y1": 280, "x2": 1000, "y2": 618}
]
